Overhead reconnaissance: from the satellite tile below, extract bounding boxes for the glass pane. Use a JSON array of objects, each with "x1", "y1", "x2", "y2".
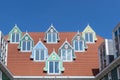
[
  {"x1": 67, "y1": 49, "x2": 72, "y2": 60},
  {"x1": 55, "y1": 62, "x2": 59, "y2": 73},
  {"x1": 27, "y1": 41, "x2": 30, "y2": 50},
  {"x1": 22, "y1": 41, "x2": 26, "y2": 50},
  {"x1": 16, "y1": 33, "x2": 19, "y2": 42},
  {"x1": 12, "y1": 33, "x2": 15, "y2": 42},
  {"x1": 49, "y1": 61, "x2": 53, "y2": 73},
  {"x1": 48, "y1": 33, "x2": 51, "y2": 42},
  {"x1": 79, "y1": 41, "x2": 83, "y2": 50},
  {"x1": 40, "y1": 50, "x2": 44, "y2": 60},
  {"x1": 62, "y1": 49, "x2": 66, "y2": 60},
  {"x1": 90, "y1": 33, "x2": 93, "y2": 42},
  {"x1": 75, "y1": 40, "x2": 78, "y2": 50},
  {"x1": 53, "y1": 33, "x2": 57, "y2": 42},
  {"x1": 85, "y1": 33, "x2": 89, "y2": 42},
  {"x1": 35, "y1": 50, "x2": 39, "y2": 60}
]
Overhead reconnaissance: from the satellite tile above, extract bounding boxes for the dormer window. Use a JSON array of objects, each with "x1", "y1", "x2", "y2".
[
  {"x1": 44, "y1": 24, "x2": 60, "y2": 43},
  {"x1": 72, "y1": 32, "x2": 87, "y2": 52},
  {"x1": 44, "y1": 51, "x2": 64, "y2": 74},
  {"x1": 8, "y1": 24, "x2": 22, "y2": 43},
  {"x1": 18, "y1": 33, "x2": 34, "y2": 52},
  {"x1": 82, "y1": 24, "x2": 97, "y2": 43},
  {"x1": 85, "y1": 33, "x2": 94, "y2": 42},
  {"x1": 59, "y1": 40, "x2": 76, "y2": 61},
  {"x1": 31, "y1": 41, "x2": 48, "y2": 61}
]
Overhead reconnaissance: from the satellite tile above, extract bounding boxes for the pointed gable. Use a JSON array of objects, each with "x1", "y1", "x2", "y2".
[
  {"x1": 59, "y1": 40, "x2": 76, "y2": 61},
  {"x1": 8, "y1": 24, "x2": 22, "y2": 43},
  {"x1": 18, "y1": 32, "x2": 34, "y2": 51},
  {"x1": 72, "y1": 31, "x2": 85, "y2": 41},
  {"x1": 72, "y1": 31, "x2": 87, "y2": 52},
  {"x1": 31, "y1": 41, "x2": 48, "y2": 61},
  {"x1": 82, "y1": 24, "x2": 97, "y2": 42},
  {"x1": 33, "y1": 41, "x2": 47, "y2": 50},
  {"x1": 44, "y1": 24, "x2": 60, "y2": 43},
  {"x1": 44, "y1": 51, "x2": 64, "y2": 72}
]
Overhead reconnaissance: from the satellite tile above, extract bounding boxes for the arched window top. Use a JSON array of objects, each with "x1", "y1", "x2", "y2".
[
  {"x1": 82, "y1": 24, "x2": 97, "y2": 43},
  {"x1": 44, "y1": 50, "x2": 64, "y2": 74},
  {"x1": 18, "y1": 32, "x2": 34, "y2": 52},
  {"x1": 31, "y1": 41, "x2": 48, "y2": 61},
  {"x1": 59, "y1": 40, "x2": 76, "y2": 61},
  {"x1": 44, "y1": 24, "x2": 60, "y2": 43},
  {"x1": 8, "y1": 24, "x2": 22, "y2": 43}
]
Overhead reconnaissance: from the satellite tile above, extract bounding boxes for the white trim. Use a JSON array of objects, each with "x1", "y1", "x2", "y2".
[
  {"x1": 48, "y1": 61, "x2": 60, "y2": 74},
  {"x1": 10, "y1": 33, "x2": 20, "y2": 43},
  {"x1": 34, "y1": 49, "x2": 46, "y2": 61},
  {"x1": 74, "y1": 40, "x2": 85, "y2": 52},
  {"x1": 21, "y1": 40, "x2": 32, "y2": 52},
  {"x1": 59, "y1": 40, "x2": 73, "y2": 50},
  {"x1": 13, "y1": 76, "x2": 95, "y2": 78},
  {"x1": 61, "y1": 49, "x2": 72, "y2": 62},
  {"x1": 47, "y1": 33, "x2": 57, "y2": 43},
  {"x1": 33, "y1": 41, "x2": 47, "y2": 50},
  {"x1": 85, "y1": 32, "x2": 94, "y2": 43}
]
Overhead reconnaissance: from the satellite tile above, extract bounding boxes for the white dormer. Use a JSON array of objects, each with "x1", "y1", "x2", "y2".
[
  {"x1": 82, "y1": 24, "x2": 97, "y2": 43},
  {"x1": 44, "y1": 24, "x2": 60, "y2": 43}
]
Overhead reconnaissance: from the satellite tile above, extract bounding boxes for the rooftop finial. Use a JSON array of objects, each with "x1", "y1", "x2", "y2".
[
  {"x1": 51, "y1": 23, "x2": 53, "y2": 27},
  {"x1": 15, "y1": 24, "x2": 17, "y2": 27},
  {"x1": 65, "y1": 38, "x2": 67, "y2": 42},
  {"x1": 53, "y1": 48, "x2": 55, "y2": 52},
  {"x1": 77, "y1": 30, "x2": 79, "y2": 34},
  {"x1": 39, "y1": 38, "x2": 41, "y2": 41},
  {"x1": 26, "y1": 30, "x2": 28, "y2": 33}
]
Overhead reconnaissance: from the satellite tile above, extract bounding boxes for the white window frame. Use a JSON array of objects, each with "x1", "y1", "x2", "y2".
[
  {"x1": 47, "y1": 33, "x2": 57, "y2": 43},
  {"x1": 74, "y1": 40, "x2": 85, "y2": 52},
  {"x1": 117, "y1": 66, "x2": 120, "y2": 79},
  {"x1": 61, "y1": 49, "x2": 72, "y2": 62},
  {"x1": 34, "y1": 49, "x2": 45, "y2": 61},
  {"x1": 48, "y1": 61, "x2": 60, "y2": 74},
  {"x1": 11, "y1": 33, "x2": 20, "y2": 43},
  {"x1": 21, "y1": 40, "x2": 32, "y2": 52},
  {"x1": 0, "y1": 70, "x2": 2, "y2": 80},
  {"x1": 85, "y1": 32, "x2": 94, "y2": 43}
]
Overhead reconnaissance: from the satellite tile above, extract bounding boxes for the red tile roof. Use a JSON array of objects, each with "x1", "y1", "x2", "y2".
[{"x1": 7, "y1": 32, "x2": 104, "y2": 76}]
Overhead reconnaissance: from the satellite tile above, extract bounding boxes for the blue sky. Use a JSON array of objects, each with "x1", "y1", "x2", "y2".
[{"x1": 0, "y1": 0, "x2": 120, "y2": 39}]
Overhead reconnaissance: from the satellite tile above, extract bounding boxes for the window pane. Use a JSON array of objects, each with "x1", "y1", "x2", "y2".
[
  {"x1": 90, "y1": 33, "x2": 93, "y2": 42},
  {"x1": 27, "y1": 41, "x2": 30, "y2": 50},
  {"x1": 35, "y1": 50, "x2": 39, "y2": 60},
  {"x1": 55, "y1": 62, "x2": 59, "y2": 73},
  {"x1": 16, "y1": 33, "x2": 19, "y2": 42},
  {"x1": 48, "y1": 33, "x2": 51, "y2": 42},
  {"x1": 22, "y1": 41, "x2": 26, "y2": 50},
  {"x1": 85, "y1": 33, "x2": 89, "y2": 42},
  {"x1": 40, "y1": 50, "x2": 44, "y2": 60},
  {"x1": 67, "y1": 49, "x2": 72, "y2": 60},
  {"x1": 62, "y1": 50, "x2": 66, "y2": 60},
  {"x1": 12, "y1": 33, "x2": 15, "y2": 42},
  {"x1": 75, "y1": 40, "x2": 78, "y2": 50},
  {"x1": 53, "y1": 33, "x2": 57, "y2": 42},
  {"x1": 79, "y1": 41, "x2": 83, "y2": 50},
  {"x1": 49, "y1": 62, "x2": 53, "y2": 73}
]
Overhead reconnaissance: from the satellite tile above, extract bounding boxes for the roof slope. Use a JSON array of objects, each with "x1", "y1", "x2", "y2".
[{"x1": 7, "y1": 32, "x2": 104, "y2": 76}]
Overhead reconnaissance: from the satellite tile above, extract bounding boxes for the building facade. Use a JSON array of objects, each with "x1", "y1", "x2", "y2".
[
  {"x1": 96, "y1": 23, "x2": 120, "y2": 80},
  {"x1": 0, "y1": 24, "x2": 104, "y2": 80}
]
